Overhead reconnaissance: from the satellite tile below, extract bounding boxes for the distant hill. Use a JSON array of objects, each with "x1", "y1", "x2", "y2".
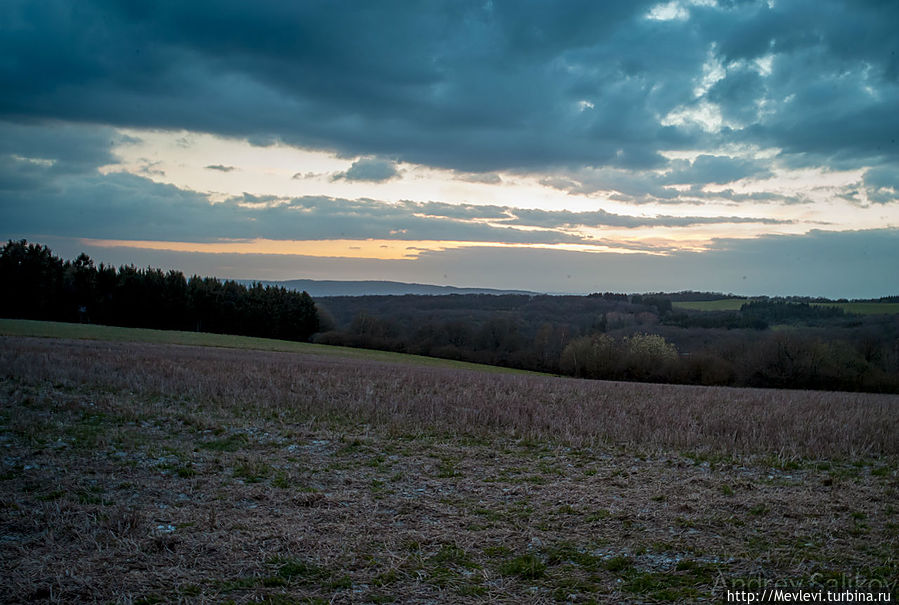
[{"x1": 241, "y1": 279, "x2": 537, "y2": 297}]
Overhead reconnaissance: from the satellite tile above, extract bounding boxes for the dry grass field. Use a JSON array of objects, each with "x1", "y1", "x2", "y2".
[{"x1": 1, "y1": 335, "x2": 897, "y2": 603}]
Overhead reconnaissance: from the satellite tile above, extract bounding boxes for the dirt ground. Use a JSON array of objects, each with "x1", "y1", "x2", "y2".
[{"x1": 1, "y1": 337, "x2": 896, "y2": 603}]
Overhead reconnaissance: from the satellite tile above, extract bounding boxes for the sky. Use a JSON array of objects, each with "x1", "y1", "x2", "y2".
[{"x1": 1, "y1": 0, "x2": 897, "y2": 297}]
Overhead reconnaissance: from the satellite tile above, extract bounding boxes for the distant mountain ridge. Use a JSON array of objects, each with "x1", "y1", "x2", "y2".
[{"x1": 240, "y1": 279, "x2": 537, "y2": 297}]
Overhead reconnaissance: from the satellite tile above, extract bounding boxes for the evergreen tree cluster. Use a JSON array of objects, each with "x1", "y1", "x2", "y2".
[{"x1": 0, "y1": 240, "x2": 319, "y2": 341}]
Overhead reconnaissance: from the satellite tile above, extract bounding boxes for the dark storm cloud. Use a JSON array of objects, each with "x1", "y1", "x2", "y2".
[
  {"x1": 0, "y1": 121, "x2": 120, "y2": 192},
  {"x1": 5, "y1": 0, "x2": 894, "y2": 176}
]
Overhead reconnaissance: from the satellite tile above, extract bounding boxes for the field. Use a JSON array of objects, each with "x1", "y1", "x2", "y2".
[
  {"x1": 672, "y1": 299, "x2": 751, "y2": 312},
  {"x1": 673, "y1": 300, "x2": 899, "y2": 314},
  {"x1": 0, "y1": 319, "x2": 538, "y2": 376},
  {"x1": 1, "y1": 330, "x2": 897, "y2": 603},
  {"x1": 814, "y1": 302, "x2": 899, "y2": 315}
]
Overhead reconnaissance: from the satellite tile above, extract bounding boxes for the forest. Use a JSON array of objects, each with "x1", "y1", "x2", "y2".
[
  {"x1": 3, "y1": 240, "x2": 898, "y2": 393},
  {"x1": 0, "y1": 240, "x2": 319, "y2": 342},
  {"x1": 314, "y1": 293, "x2": 899, "y2": 393}
]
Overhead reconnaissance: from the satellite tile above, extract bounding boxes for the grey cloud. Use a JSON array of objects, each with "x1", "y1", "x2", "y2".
[
  {"x1": 269, "y1": 197, "x2": 587, "y2": 244},
  {"x1": 706, "y1": 1, "x2": 898, "y2": 163},
  {"x1": 137, "y1": 161, "x2": 165, "y2": 177},
  {"x1": 205, "y1": 164, "x2": 236, "y2": 172},
  {"x1": 292, "y1": 171, "x2": 325, "y2": 180},
  {"x1": 402, "y1": 201, "x2": 511, "y2": 221},
  {"x1": 539, "y1": 161, "x2": 800, "y2": 205},
  {"x1": 539, "y1": 167, "x2": 680, "y2": 201},
  {"x1": 665, "y1": 155, "x2": 773, "y2": 186},
  {"x1": 863, "y1": 165, "x2": 899, "y2": 204},
  {"x1": 0, "y1": 171, "x2": 222, "y2": 242},
  {"x1": 700, "y1": 189, "x2": 798, "y2": 205},
  {"x1": 507, "y1": 208, "x2": 792, "y2": 229},
  {"x1": 539, "y1": 176, "x2": 584, "y2": 192},
  {"x1": 0, "y1": 121, "x2": 129, "y2": 200},
  {"x1": 706, "y1": 67, "x2": 766, "y2": 127},
  {"x1": 0, "y1": 161, "x2": 587, "y2": 246},
  {"x1": 455, "y1": 172, "x2": 503, "y2": 185},
  {"x1": 0, "y1": 121, "x2": 119, "y2": 186},
  {"x1": 332, "y1": 158, "x2": 399, "y2": 182}
]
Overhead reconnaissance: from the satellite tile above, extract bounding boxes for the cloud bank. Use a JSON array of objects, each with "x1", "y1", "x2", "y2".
[
  {"x1": 2, "y1": 0, "x2": 896, "y2": 177},
  {"x1": 1, "y1": 1, "x2": 897, "y2": 295}
]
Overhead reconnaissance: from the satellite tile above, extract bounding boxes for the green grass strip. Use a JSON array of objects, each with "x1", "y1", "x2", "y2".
[{"x1": 0, "y1": 318, "x2": 542, "y2": 375}]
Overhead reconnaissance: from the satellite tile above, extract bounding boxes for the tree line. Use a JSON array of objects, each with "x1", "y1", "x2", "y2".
[
  {"x1": 314, "y1": 294, "x2": 899, "y2": 393},
  {"x1": 0, "y1": 240, "x2": 319, "y2": 341}
]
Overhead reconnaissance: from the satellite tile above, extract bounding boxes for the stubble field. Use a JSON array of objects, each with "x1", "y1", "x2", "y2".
[{"x1": 1, "y1": 334, "x2": 897, "y2": 603}]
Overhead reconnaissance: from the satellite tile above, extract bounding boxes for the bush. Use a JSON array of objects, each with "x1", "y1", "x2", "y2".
[{"x1": 560, "y1": 333, "x2": 679, "y2": 383}]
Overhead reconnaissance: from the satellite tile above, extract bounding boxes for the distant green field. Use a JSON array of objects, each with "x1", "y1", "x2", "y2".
[
  {"x1": 673, "y1": 300, "x2": 899, "y2": 315},
  {"x1": 672, "y1": 299, "x2": 749, "y2": 311},
  {"x1": 0, "y1": 318, "x2": 539, "y2": 375}
]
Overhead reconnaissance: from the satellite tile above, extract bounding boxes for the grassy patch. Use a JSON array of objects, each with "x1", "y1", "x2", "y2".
[
  {"x1": 0, "y1": 318, "x2": 541, "y2": 375},
  {"x1": 435, "y1": 458, "x2": 461, "y2": 479},
  {"x1": 233, "y1": 459, "x2": 273, "y2": 483},
  {"x1": 429, "y1": 544, "x2": 478, "y2": 569},
  {"x1": 544, "y1": 542, "x2": 603, "y2": 570},
  {"x1": 498, "y1": 554, "x2": 546, "y2": 580},
  {"x1": 270, "y1": 558, "x2": 332, "y2": 585},
  {"x1": 604, "y1": 555, "x2": 632, "y2": 572},
  {"x1": 622, "y1": 562, "x2": 720, "y2": 602},
  {"x1": 673, "y1": 299, "x2": 750, "y2": 312},
  {"x1": 199, "y1": 433, "x2": 248, "y2": 452}
]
